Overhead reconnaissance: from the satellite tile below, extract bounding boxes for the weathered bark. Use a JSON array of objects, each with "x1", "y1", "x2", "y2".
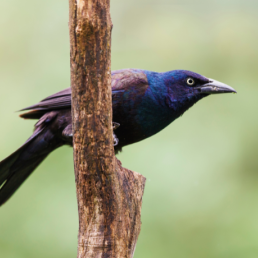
[{"x1": 69, "y1": 1, "x2": 146, "y2": 257}]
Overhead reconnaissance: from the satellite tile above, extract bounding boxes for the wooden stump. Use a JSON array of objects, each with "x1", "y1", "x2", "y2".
[{"x1": 69, "y1": 1, "x2": 146, "y2": 257}]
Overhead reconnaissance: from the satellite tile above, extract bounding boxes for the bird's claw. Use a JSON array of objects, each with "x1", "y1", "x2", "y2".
[
  {"x1": 113, "y1": 133, "x2": 119, "y2": 146},
  {"x1": 113, "y1": 122, "x2": 120, "y2": 146},
  {"x1": 113, "y1": 122, "x2": 120, "y2": 130}
]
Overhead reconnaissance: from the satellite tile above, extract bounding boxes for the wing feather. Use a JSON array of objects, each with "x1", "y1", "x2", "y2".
[{"x1": 19, "y1": 69, "x2": 149, "y2": 119}]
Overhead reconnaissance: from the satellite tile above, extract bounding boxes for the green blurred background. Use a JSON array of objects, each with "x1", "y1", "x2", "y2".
[{"x1": 0, "y1": 0, "x2": 258, "y2": 257}]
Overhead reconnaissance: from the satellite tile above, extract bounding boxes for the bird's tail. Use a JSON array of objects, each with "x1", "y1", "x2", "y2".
[{"x1": 0, "y1": 128, "x2": 61, "y2": 206}]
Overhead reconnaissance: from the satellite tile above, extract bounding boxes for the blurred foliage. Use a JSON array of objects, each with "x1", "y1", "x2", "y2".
[{"x1": 0, "y1": 0, "x2": 258, "y2": 257}]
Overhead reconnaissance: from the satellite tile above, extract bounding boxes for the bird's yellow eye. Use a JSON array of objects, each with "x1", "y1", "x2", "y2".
[{"x1": 187, "y1": 78, "x2": 195, "y2": 86}]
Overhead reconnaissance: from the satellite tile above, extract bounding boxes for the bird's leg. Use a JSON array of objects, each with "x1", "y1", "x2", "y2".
[
  {"x1": 62, "y1": 123, "x2": 120, "y2": 146},
  {"x1": 62, "y1": 124, "x2": 73, "y2": 138},
  {"x1": 113, "y1": 122, "x2": 120, "y2": 130},
  {"x1": 113, "y1": 122, "x2": 120, "y2": 146}
]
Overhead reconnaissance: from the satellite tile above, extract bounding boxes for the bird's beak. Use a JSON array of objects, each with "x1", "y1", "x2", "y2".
[{"x1": 198, "y1": 79, "x2": 237, "y2": 94}]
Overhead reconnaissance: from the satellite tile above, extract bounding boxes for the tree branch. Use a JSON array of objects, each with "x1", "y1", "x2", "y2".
[{"x1": 69, "y1": 1, "x2": 146, "y2": 257}]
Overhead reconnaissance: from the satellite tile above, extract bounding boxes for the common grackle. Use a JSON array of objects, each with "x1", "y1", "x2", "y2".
[{"x1": 0, "y1": 69, "x2": 236, "y2": 205}]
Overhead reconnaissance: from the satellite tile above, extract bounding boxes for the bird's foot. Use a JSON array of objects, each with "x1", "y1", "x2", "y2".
[
  {"x1": 113, "y1": 122, "x2": 120, "y2": 130},
  {"x1": 113, "y1": 122, "x2": 120, "y2": 146},
  {"x1": 113, "y1": 132, "x2": 119, "y2": 146}
]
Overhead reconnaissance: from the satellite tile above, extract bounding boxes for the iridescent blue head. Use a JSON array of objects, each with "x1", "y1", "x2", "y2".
[
  {"x1": 159, "y1": 70, "x2": 236, "y2": 112},
  {"x1": 138, "y1": 69, "x2": 237, "y2": 137}
]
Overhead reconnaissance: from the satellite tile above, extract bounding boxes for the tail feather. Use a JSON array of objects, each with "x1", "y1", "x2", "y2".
[
  {"x1": 0, "y1": 141, "x2": 32, "y2": 187},
  {"x1": 0, "y1": 154, "x2": 47, "y2": 205},
  {"x1": 0, "y1": 128, "x2": 61, "y2": 206},
  {"x1": 0, "y1": 127, "x2": 44, "y2": 187}
]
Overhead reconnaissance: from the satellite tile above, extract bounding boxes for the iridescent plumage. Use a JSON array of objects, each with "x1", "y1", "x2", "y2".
[{"x1": 0, "y1": 69, "x2": 236, "y2": 205}]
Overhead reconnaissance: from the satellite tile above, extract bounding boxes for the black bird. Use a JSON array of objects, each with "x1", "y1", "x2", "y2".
[{"x1": 0, "y1": 69, "x2": 236, "y2": 205}]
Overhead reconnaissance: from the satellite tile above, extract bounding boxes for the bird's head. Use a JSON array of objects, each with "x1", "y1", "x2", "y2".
[{"x1": 161, "y1": 70, "x2": 236, "y2": 112}]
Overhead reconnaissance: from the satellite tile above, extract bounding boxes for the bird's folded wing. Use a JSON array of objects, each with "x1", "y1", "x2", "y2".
[
  {"x1": 19, "y1": 69, "x2": 149, "y2": 119},
  {"x1": 20, "y1": 88, "x2": 72, "y2": 112},
  {"x1": 19, "y1": 88, "x2": 72, "y2": 119}
]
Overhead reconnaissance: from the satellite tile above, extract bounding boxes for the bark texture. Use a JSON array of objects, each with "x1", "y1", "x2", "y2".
[{"x1": 69, "y1": 1, "x2": 146, "y2": 257}]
